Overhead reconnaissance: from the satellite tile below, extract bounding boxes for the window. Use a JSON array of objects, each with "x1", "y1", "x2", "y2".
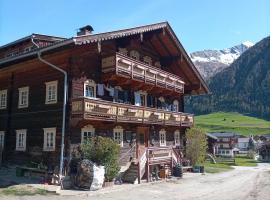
[
  {"x1": 134, "y1": 91, "x2": 147, "y2": 106},
  {"x1": 0, "y1": 131, "x2": 4, "y2": 148},
  {"x1": 113, "y1": 126, "x2": 123, "y2": 147},
  {"x1": 174, "y1": 130, "x2": 180, "y2": 146},
  {"x1": 173, "y1": 100, "x2": 179, "y2": 112},
  {"x1": 159, "y1": 129, "x2": 166, "y2": 147},
  {"x1": 16, "y1": 129, "x2": 27, "y2": 151},
  {"x1": 18, "y1": 87, "x2": 29, "y2": 108},
  {"x1": 81, "y1": 125, "x2": 95, "y2": 143},
  {"x1": 143, "y1": 56, "x2": 152, "y2": 65},
  {"x1": 45, "y1": 81, "x2": 58, "y2": 104},
  {"x1": 0, "y1": 90, "x2": 7, "y2": 109},
  {"x1": 130, "y1": 50, "x2": 140, "y2": 60},
  {"x1": 43, "y1": 128, "x2": 56, "y2": 151},
  {"x1": 84, "y1": 80, "x2": 96, "y2": 98}
]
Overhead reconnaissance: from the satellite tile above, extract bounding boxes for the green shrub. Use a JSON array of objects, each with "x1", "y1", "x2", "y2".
[{"x1": 81, "y1": 136, "x2": 120, "y2": 181}]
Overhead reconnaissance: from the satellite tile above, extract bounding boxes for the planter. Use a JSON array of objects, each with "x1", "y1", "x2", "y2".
[{"x1": 103, "y1": 181, "x2": 114, "y2": 187}]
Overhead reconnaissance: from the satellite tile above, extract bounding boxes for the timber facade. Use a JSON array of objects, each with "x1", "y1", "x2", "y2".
[{"x1": 0, "y1": 22, "x2": 209, "y2": 182}]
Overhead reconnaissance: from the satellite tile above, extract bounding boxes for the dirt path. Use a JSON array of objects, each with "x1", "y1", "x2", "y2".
[{"x1": 1, "y1": 163, "x2": 269, "y2": 200}]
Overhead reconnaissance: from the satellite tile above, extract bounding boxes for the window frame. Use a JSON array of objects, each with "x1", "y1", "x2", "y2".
[
  {"x1": 174, "y1": 130, "x2": 180, "y2": 146},
  {"x1": 81, "y1": 125, "x2": 95, "y2": 143},
  {"x1": 43, "y1": 127, "x2": 56, "y2": 151},
  {"x1": 84, "y1": 79, "x2": 96, "y2": 98},
  {"x1": 45, "y1": 81, "x2": 58, "y2": 104},
  {"x1": 18, "y1": 87, "x2": 29, "y2": 108},
  {"x1": 0, "y1": 131, "x2": 5, "y2": 148},
  {"x1": 16, "y1": 129, "x2": 27, "y2": 151},
  {"x1": 113, "y1": 126, "x2": 123, "y2": 147},
  {"x1": 159, "y1": 129, "x2": 166, "y2": 147},
  {"x1": 0, "y1": 89, "x2": 7, "y2": 109}
]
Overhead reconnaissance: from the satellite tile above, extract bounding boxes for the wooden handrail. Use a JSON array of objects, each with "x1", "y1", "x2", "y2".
[
  {"x1": 72, "y1": 97, "x2": 194, "y2": 127},
  {"x1": 116, "y1": 52, "x2": 184, "y2": 83}
]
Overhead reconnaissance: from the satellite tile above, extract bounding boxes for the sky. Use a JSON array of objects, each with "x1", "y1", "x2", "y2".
[{"x1": 0, "y1": 0, "x2": 269, "y2": 53}]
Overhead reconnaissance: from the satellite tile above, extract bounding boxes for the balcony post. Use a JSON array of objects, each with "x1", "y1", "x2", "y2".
[
  {"x1": 131, "y1": 64, "x2": 134, "y2": 79},
  {"x1": 116, "y1": 104, "x2": 119, "y2": 122}
]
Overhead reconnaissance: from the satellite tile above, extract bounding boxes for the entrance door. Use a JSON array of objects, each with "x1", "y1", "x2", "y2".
[{"x1": 137, "y1": 127, "x2": 149, "y2": 147}]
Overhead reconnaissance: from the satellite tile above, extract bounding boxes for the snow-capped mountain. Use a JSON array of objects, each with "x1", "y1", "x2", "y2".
[{"x1": 190, "y1": 41, "x2": 254, "y2": 80}]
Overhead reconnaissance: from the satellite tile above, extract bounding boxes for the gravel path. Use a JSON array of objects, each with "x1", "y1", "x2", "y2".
[{"x1": 1, "y1": 163, "x2": 269, "y2": 200}]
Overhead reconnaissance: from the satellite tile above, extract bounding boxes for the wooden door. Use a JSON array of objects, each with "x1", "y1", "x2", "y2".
[{"x1": 137, "y1": 127, "x2": 149, "y2": 147}]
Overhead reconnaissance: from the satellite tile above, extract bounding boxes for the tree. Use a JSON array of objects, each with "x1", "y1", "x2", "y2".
[
  {"x1": 185, "y1": 128, "x2": 207, "y2": 166},
  {"x1": 81, "y1": 136, "x2": 120, "y2": 181}
]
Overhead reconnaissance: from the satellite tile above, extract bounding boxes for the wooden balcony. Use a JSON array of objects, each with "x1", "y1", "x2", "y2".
[
  {"x1": 72, "y1": 98, "x2": 194, "y2": 127},
  {"x1": 102, "y1": 53, "x2": 185, "y2": 94}
]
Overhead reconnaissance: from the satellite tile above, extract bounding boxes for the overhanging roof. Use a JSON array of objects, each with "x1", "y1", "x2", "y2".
[{"x1": 0, "y1": 22, "x2": 209, "y2": 94}]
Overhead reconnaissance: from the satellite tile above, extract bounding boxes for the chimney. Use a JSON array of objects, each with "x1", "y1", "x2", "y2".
[{"x1": 77, "y1": 25, "x2": 94, "y2": 36}]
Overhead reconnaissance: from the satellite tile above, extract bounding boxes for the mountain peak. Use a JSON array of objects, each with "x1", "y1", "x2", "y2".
[
  {"x1": 242, "y1": 41, "x2": 254, "y2": 48},
  {"x1": 191, "y1": 41, "x2": 254, "y2": 79}
]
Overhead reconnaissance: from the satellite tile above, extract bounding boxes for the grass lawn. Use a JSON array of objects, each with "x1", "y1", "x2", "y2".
[
  {"x1": 204, "y1": 156, "x2": 260, "y2": 173},
  {"x1": 195, "y1": 112, "x2": 270, "y2": 136},
  {"x1": 0, "y1": 185, "x2": 56, "y2": 196},
  {"x1": 204, "y1": 162, "x2": 234, "y2": 173},
  {"x1": 234, "y1": 157, "x2": 259, "y2": 167}
]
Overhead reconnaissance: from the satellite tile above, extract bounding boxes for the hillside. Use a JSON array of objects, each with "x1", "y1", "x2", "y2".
[
  {"x1": 186, "y1": 36, "x2": 270, "y2": 120},
  {"x1": 195, "y1": 112, "x2": 270, "y2": 136}
]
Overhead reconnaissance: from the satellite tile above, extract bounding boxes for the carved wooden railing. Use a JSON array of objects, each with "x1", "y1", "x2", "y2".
[
  {"x1": 72, "y1": 98, "x2": 194, "y2": 127},
  {"x1": 102, "y1": 53, "x2": 185, "y2": 93}
]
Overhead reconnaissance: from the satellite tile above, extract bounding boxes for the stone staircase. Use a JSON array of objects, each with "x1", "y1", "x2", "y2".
[{"x1": 121, "y1": 162, "x2": 139, "y2": 183}]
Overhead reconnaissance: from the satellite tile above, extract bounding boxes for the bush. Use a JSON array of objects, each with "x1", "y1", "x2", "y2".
[
  {"x1": 81, "y1": 136, "x2": 120, "y2": 181},
  {"x1": 186, "y1": 128, "x2": 207, "y2": 166}
]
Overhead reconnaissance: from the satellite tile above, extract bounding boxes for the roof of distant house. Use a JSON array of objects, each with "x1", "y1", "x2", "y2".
[
  {"x1": 209, "y1": 132, "x2": 240, "y2": 138},
  {"x1": 206, "y1": 133, "x2": 218, "y2": 140}
]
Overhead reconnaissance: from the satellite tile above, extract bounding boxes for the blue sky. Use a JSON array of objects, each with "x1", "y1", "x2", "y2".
[{"x1": 0, "y1": 0, "x2": 269, "y2": 52}]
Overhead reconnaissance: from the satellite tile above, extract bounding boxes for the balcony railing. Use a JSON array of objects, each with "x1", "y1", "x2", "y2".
[
  {"x1": 102, "y1": 53, "x2": 185, "y2": 93},
  {"x1": 72, "y1": 97, "x2": 193, "y2": 127}
]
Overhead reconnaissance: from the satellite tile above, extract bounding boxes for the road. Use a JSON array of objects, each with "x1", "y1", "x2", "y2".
[{"x1": 1, "y1": 163, "x2": 270, "y2": 200}]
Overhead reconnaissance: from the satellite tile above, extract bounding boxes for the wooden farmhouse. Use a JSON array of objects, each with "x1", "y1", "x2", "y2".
[{"x1": 0, "y1": 22, "x2": 209, "y2": 182}]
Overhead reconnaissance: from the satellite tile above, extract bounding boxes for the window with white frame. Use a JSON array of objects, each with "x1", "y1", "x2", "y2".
[
  {"x1": 113, "y1": 126, "x2": 123, "y2": 147},
  {"x1": 130, "y1": 50, "x2": 140, "y2": 60},
  {"x1": 174, "y1": 130, "x2": 180, "y2": 146},
  {"x1": 0, "y1": 90, "x2": 7, "y2": 109},
  {"x1": 81, "y1": 125, "x2": 95, "y2": 143},
  {"x1": 159, "y1": 129, "x2": 166, "y2": 147},
  {"x1": 0, "y1": 131, "x2": 5, "y2": 148},
  {"x1": 84, "y1": 80, "x2": 96, "y2": 98},
  {"x1": 16, "y1": 129, "x2": 27, "y2": 151},
  {"x1": 18, "y1": 87, "x2": 29, "y2": 108},
  {"x1": 45, "y1": 81, "x2": 58, "y2": 104},
  {"x1": 43, "y1": 128, "x2": 56, "y2": 151}
]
